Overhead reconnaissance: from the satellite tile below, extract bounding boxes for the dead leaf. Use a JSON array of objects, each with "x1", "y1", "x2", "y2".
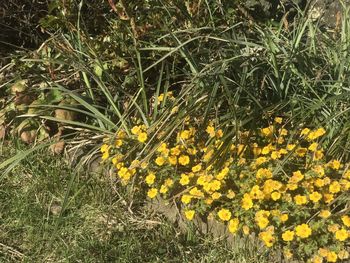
[
  {"x1": 0, "y1": 125, "x2": 5, "y2": 139},
  {"x1": 50, "y1": 140, "x2": 65, "y2": 155},
  {"x1": 20, "y1": 130, "x2": 36, "y2": 144},
  {"x1": 54, "y1": 109, "x2": 77, "y2": 121}
]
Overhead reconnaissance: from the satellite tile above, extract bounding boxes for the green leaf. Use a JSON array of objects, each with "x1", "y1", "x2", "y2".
[{"x1": 45, "y1": 90, "x2": 63, "y2": 104}]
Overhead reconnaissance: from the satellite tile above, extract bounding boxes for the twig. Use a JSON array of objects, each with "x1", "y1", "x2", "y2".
[{"x1": 0, "y1": 242, "x2": 24, "y2": 259}]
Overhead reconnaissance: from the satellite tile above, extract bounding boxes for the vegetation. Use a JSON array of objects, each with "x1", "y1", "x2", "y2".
[{"x1": 1, "y1": 0, "x2": 350, "y2": 262}]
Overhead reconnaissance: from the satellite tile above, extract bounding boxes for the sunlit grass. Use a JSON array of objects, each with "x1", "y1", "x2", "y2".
[{"x1": 0, "y1": 141, "x2": 272, "y2": 262}]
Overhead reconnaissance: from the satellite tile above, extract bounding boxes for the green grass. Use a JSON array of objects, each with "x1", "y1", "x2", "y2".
[{"x1": 0, "y1": 141, "x2": 271, "y2": 263}]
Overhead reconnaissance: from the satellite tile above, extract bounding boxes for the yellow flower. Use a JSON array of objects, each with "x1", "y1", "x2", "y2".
[
  {"x1": 157, "y1": 93, "x2": 164, "y2": 103},
  {"x1": 189, "y1": 187, "x2": 204, "y2": 198},
  {"x1": 252, "y1": 145, "x2": 262, "y2": 157},
  {"x1": 140, "y1": 162, "x2": 148, "y2": 169},
  {"x1": 147, "y1": 188, "x2": 158, "y2": 199},
  {"x1": 335, "y1": 228, "x2": 348, "y2": 241},
  {"x1": 259, "y1": 230, "x2": 275, "y2": 247},
  {"x1": 184, "y1": 210, "x2": 195, "y2": 221},
  {"x1": 329, "y1": 181, "x2": 341, "y2": 193},
  {"x1": 250, "y1": 185, "x2": 264, "y2": 200},
  {"x1": 170, "y1": 146, "x2": 181, "y2": 156},
  {"x1": 117, "y1": 167, "x2": 128, "y2": 178},
  {"x1": 228, "y1": 218, "x2": 239, "y2": 233},
  {"x1": 338, "y1": 250, "x2": 349, "y2": 260},
  {"x1": 308, "y1": 142, "x2": 318, "y2": 152},
  {"x1": 179, "y1": 174, "x2": 190, "y2": 186},
  {"x1": 155, "y1": 156, "x2": 166, "y2": 166},
  {"x1": 261, "y1": 144, "x2": 274, "y2": 155},
  {"x1": 314, "y1": 178, "x2": 325, "y2": 188},
  {"x1": 287, "y1": 144, "x2": 296, "y2": 151},
  {"x1": 116, "y1": 130, "x2": 126, "y2": 139},
  {"x1": 112, "y1": 154, "x2": 122, "y2": 165},
  {"x1": 340, "y1": 179, "x2": 350, "y2": 190},
  {"x1": 256, "y1": 216, "x2": 269, "y2": 229},
  {"x1": 328, "y1": 160, "x2": 341, "y2": 170},
  {"x1": 217, "y1": 208, "x2": 231, "y2": 221},
  {"x1": 311, "y1": 128, "x2": 326, "y2": 140},
  {"x1": 178, "y1": 155, "x2": 190, "y2": 166},
  {"x1": 319, "y1": 210, "x2": 331, "y2": 218},
  {"x1": 206, "y1": 125, "x2": 215, "y2": 138},
  {"x1": 282, "y1": 230, "x2": 294, "y2": 242},
  {"x1": 271, "y1": 151, "x2": 281, "y2": 160},
  {"x1": 242, "y1": 225, "x2": 250, "y2": 235},
  {"x1": 180, "y1": 130, "x2": 191, "y2": 140},
  {"x1": 131, "y1": 125, "x2": 141, "y2": 135},
  {"x1": 294, "y1": 195, "x2": 308, "y2": 205},
  {"x1": 211, "y1": 192, "x2": 221, "y2": 200},
  {"x1": 295, "y1": 224, "x2": 312, "y2": 238},
  {"x1": 309, "y1": 191, "x2": 322, "y2": 203},
  {"x1": 328, "y1": 224, "x2": 340, "y2": 233},
  {"x1": 159, "y1": 185, "x2": 168, "y2": 194},
  {"x1": 280, "y1": 128, "x2": 288, "y2": 136},
  {"x1": 261, "y1": 126, "x2": 273, "y2": 137},
  {"x1": 164, "y1": 178, "x2": 174, "y2": 187},
  {"x1": 101, "y1": 143, "x2": 110, "y2": 156},
  {"x1": 287, "y1": 183, "x2": 298, "y2": 191},
  {"x1": 280, "y1": 214, "x2": 289, "y2": 222},
  {"x1": 326, "y1": 251, "x2": 337, "y2": 263},
  {"x1": 216, "y1": 167, "x2": 229, "y2": 180},
  {"x1": 314, "y1": 150, "x2": 324, "y2": 160},
  {"x1": 216, "y1": 129, "x2": 223, "y2": 138},
  {"x1": 344, "y1": 170, "x2": 350, "y2": 179},
  {"x1": 290, "y1": 170, "x2": 304, "y2": 183},
  {"x1": 170, "y1": 106, "x2": 179, "y2": 114},
  {"x1": 341, "y1": 215, "x2": 350, "y2": 227},
  {"x1": 168, "y1": 155, "x2": 177, "y2": 165},
  {"x1": 192, "y1": 164, "x2": 202, "y2": 173},
  {"x1": 295, "y1": 147, "x2": 307, "y2": 157},
  {"x1": 181, "y1": 194, "x2": 192, "y2": 204},
  {"x1": 313, "y1": 165, "x2": 325, "y2": 177},
  {"x1": 284, "y1": 249, "x2": 293, "y2": 260},
  {"x1": 312, "y1": 255, "x2": 323, "y2": 263},
  {"x1": 145, "y1": 173, "x2": 156, "y2": 185},
  {"x1": 227, "y1": 190, "x2": 235, "y2": 199},
  {"x1": 101, "y1": 144, "x2": 111, "y2": 161},
  {"x1": 137, "y1": 132, "x2": 147, "y2": 143},
  {"x1": 157, "y1": 142, "x2": 169, "y2": 154},
  {"x1": 205, "y1": 198, "x2": 213, "y2": 205},
  {"x1": 274, "y1": 117, "x2": 283, "y2": 124},
  {"x1": 319, "y1": 248, "x2": 329, "y2": 257},
  {"x1": 271, "y1": 191, "x2": 281, "y2": 201},
  {"x1": 203, "y1": 149, "x2": 213, "y2": 162},
  {"x1": 115, "y1": 139, "x2": 123, "y2": 147},
  {"x1": 256, "y1": 168, "x2": 273, "y2": 179},
  {"x1": 241, "y1": 193, "x2": 253, "y2": 210},
  {"x1": 209, "y1": 180, "x2": 221, "y2": 192},
  {"x1": 187, "y1": 147, "x2": 197, "y2": 155},
  {"x1": 324, "y1": 193, "x2": 334, "y2": 204},
  {"x1": 301, "y1": 128, "x2": 310, "y2": 136}
]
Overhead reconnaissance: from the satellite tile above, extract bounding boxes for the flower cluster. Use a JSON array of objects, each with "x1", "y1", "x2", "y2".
[{"x1": 100, "y1": 112, "x2": 350, "y2": 262}]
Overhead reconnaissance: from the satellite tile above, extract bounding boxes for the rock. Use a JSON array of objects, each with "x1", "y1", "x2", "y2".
[{"x1": 309, "y1": 0, "x2": 350, "y2": 30}]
